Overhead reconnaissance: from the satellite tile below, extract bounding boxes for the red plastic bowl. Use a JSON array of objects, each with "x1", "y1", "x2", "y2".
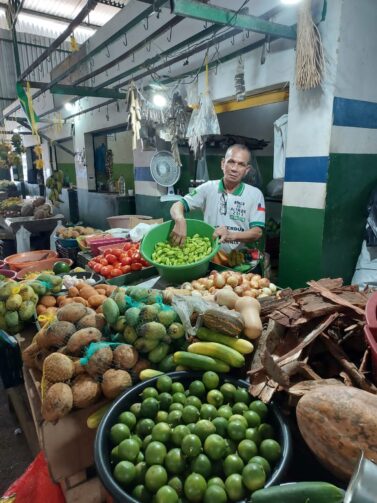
[
  {"x1": 0, "y1": 268, "x2": 17, "y2": 280},
  {"x1": 5, "y1": 250, "x2": 58, "y2": 271},
  {"x1": 16, "y1": 258, "x2": 73, "y2": 280}
]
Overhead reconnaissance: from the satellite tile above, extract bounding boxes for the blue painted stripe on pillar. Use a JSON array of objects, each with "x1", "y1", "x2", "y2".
[
  {"x1": 333, "y1": 97, "x2": 377, "y2": 129},
  {"x1": 134, "y1": 166, "x2": 154, "y2": 182},
  {"x1": 285, "y1": 156, "x2": 329, "y2": 183}
]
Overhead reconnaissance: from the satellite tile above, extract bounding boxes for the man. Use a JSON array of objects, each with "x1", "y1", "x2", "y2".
[{"x1": 170, "y1": 144, "x2": 265, "y2": 254}]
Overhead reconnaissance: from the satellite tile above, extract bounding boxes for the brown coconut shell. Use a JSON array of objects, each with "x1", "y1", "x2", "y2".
[
  {"x1": 66, "y1": 327, "x2": 102, "y2": 355},
  {"x1": 85, "y1": 347, "x2": 113, "y2": 378},
  {"x1": 36, "y1": 321, "x2": 76, "y2": 349},
  {"x1": 71, "y1": 374, "x2": 101, "y2": 408},
  {"x1": 113, "y1": 345, "x2": 139, "y2": 370},
  {"x1": 101, "y1": 369, "x2": 132, "y2": 400},
  {"x1": 43, "y1": 353, "x2": 74, "y2": 383},
  {"x1": 41, "y1": 383, "x2": 73, "y2": 422}
]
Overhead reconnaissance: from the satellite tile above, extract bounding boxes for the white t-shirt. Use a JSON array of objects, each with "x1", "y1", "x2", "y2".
[{"x1": 182, "y1": 179, "x2": 265, "y2": 253}]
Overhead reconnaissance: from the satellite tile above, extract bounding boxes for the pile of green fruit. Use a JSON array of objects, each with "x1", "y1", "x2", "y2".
[
  {"x1": 152, "y1": 235, "x2": 213, "y2": 266},
  {"x1": 108, "y1": 372, "x2": 282, "y2": 503},
  {"x1": 103, "y1": 286, "x2": 186, "y2": 371}
]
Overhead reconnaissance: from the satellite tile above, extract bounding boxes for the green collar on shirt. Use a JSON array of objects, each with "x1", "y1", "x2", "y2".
[{"x1": 218, "y1": 179, "x2": 245, "y2": 196}]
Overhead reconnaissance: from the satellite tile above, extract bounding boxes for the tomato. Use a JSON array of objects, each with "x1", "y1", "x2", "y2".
[
  {"x1": 140, "y1": 259, "x2": 150, "y2": 267},
  {"x1": 106, "y1": 254, "x2": 117, "y2": 264},
  {"x1": 93, "y1": 263, "x2": 102, "y2": 273},
  {"x1": 99, "y1": 258, "x2": 108, "y2": 266},
  {"x1": 123, "y1": 242, "x2": 132, "y2": 251},
  {"x1": 88, "y1": 260, "x2": 95, "y2": 268},
  {"x1": 121, "y1": 256, "x2": 132, "y2": 266},
  {"x1": 121, "y1": 265, "x2": 131, "y2": 274},
  {"x1": 94, "y1": 255, "x2": 102, "y2": 263},
  {"x1": 100, "y1": 265, "x2": 112, "y2": 277},
  {"x1": 111, "y1": 268, "x2": 123, "y2": 277},
  {"x1": 104, "y1": 249, "x2": 113, "y2": 257},
  {"x1": 132, "y1": 252, "x2": 141, "y2": 262},
  {"x1": 131, "y1": 262, "x2": 142, "y2": 271},
  {"x1": 113, "y1": 249, "x2": 122, "y2": 258}
]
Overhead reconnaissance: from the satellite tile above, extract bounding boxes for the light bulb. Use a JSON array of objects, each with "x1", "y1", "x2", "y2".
[
  {"x1": 152, "y1": 93, "x2": 167, "y2": 108},
  {"x1": 64, "y1": 102, "x2": 74, "y2": 112}
]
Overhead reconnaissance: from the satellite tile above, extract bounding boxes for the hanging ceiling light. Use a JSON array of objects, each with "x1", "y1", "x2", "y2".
[
  {"x1": 281, "y1": 0, "x2": 303, "y2": 4},
  {"x1": 152, "y1": 93, "x2": 167, "y2": 108},
  {"x1": 64, "y1": 102, "x2": 74, "y2": 112}
]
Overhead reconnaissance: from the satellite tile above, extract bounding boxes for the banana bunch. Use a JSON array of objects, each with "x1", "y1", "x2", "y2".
[
  {"x1": 228, "y1": 249, "x2": 245, "y2": 267},
  {"x1": 46, "y1": 170, "x2": 64, "y2": 206},
  {"x1": 0, "y1": 197, "x2": 22, "y2": 210}
]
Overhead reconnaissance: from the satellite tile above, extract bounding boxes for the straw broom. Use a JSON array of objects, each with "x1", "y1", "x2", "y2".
[{"x1": 295, "y1": 0, "x2": 325, "y2": 90}]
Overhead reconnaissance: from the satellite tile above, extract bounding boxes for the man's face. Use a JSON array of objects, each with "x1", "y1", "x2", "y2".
[{"x1": 221, "y1": 148, "x2": 250, "y2": 185}]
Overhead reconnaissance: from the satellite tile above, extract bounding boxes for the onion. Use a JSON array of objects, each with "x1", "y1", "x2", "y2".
[
  {"x1": 206, "y1": 279, "x2": 214, "y2": 289},
  {"x1": 250, "y1": 279, "x2": 260, "y2": 289},
  {"x1": 243, "y1": 290, "x2": 257, "y2": 298},
  {"x1": 253, "y1": 274, "x2": 262, "y2": 281},
  {"x1": 269, "y1": 283, "x2": 277, "y2": 293},
  {"x1": 234, "y1": 286, "x2": 244, "y2": 296},
  {"x1": 208, "y1": 287, "x2": 217, "y2": 294},
  {"x1": 258, "y1": 278, "x2": 270, "y2": 288},
  {"x1": 181, "y1": 282, "x2": 193, "y2": 291},
  {"x1": 257, "y1": 293, "x2": 269, "y2": 299},
  {"x1": 227, "y1": 276, "x2": 239, "y2": 288},
  {"x1": 198, "y1": 278, "x2": 208, "y2": 285},
  {"x1": 213, "y1": 274, "x2": 226, "y2": 289},
  {"x1": 262, "y1": 287, "x2": 272, "y2": 296},
  {"x1": 222, "y1": 271, "x2": 231, "y2": 280}
]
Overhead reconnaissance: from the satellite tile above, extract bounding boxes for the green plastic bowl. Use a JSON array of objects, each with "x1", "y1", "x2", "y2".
[{"x1": 140, "y1": 219, "x2": 220, "y2": 284}]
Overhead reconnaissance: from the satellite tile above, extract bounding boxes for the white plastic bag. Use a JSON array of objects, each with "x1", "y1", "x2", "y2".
[
  {"x1": 15, "y1": 225, "x2": 31, "y2": 253},
  {"x1": 130, "y1": 223, "x2": 158, "y2": 242},
  {"x1": 352, "y1": 240, "x2": 377, "y2": 288},
  {"x1": 50, "y1": 219, "x2": 63, "y2": 251}
]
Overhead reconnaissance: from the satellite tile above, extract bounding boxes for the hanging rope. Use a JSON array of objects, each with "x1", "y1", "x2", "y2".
[{"x1": 295, "y1": 0, "x2": 325, "y2": 90}]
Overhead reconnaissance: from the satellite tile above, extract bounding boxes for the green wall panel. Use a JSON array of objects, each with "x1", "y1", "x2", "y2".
[
  {"x1": 321, "y1": 153, "x2": 377, "y2": 283},
  {"x1": 58, "y1": 163, "x2": 76, "y2": 185},
  {"x1": 113, "y1": 163, "x2": 134, "y2": 191},
  {"x1": 279, "y1": 206, "x2": 325, "y2": 289}
]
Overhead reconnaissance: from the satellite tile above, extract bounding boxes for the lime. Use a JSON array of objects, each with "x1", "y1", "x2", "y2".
[
  {"x1": 238, "y1": 439, "x2": 258, "y2": 463},
  {"x1": 159, "y1": 392, "x2": 173, "y2": 411},
  {"x1": 191, "y1": 454, "x2": 212, "y2": 478},
  {"x1": 249, "y1": 400, "x2": 269, "y2": 420},
  {"x1": 137, "y1": 451, "x2": 144, "y2": 463},
  {"x1": 186, "y1": 395, "x2": 202, "y2": 409},
  {"x1": 259, "y1": 439, "x2": 281, "y2": 463},
  {"x1": 220, "y1": 383, "x2": 237, "y2": 404},
  {"x1": 152, "y1": 422, "x2": 171, "y2": 443},
  {"x1": 131, "y1": 434, "x2": 143, "y2": 448},
  {"x1": 118, "y1": 411, "x2": 137, "y2": 431},
  {"x1": 224, "y1": 439, "x2": 237, "y2": 456},
  {"x1": 145, "y1": 465, "x2": 168, "y2": 493},
  {"x1": 233, "y1": 387, "x2": 250, "y2": 405},
  {"x1": 225, "y1": 473, "x2": 245, "y2": 501},
  {"x1": 217, "y1": 404, "x2": 233, "y2": 420},
  {"x1": 156, "y1": 410, "x2": 169, "y2": 423},
  {"x1": 189, "y1": 380, "x2": 206, "y2": 397},
  {"x1": 142, "y1": 386, "x2": 159, "y2": 400},
  {"x1": 142, "y1": 434, "x2": 152, "y2": 450},
  {"x1": 111, "y1": 446, "x2": 119, "y2": 463},
  {"x1": 223, "y1": 454, "x2": 244, "y2": 476},
  {"x1": 202, "y1": 371, "x2": 219, "y2": 390},
  {"x1": 229, "y1": 414, "x2": 248, "y2": 429},
  {"x1": 130, "y1": 402, "x2": 142, "y2": 418},
  {"x1": 132, "y1": 484, "x2": 151, "y2": 503},
  {"x1": 134, "y1": 461, "x2": 147, "y2": 484},
  {"x1": 233, "y1": 402, "x2": 249, "y2": 415},
  {"x1": 156, "y1": 375, "x2": 173, "y2": 393},
  {"x1": 136, "y1": 418, "x2": 155, "y2": 438},
  {"x1": 244, "y1": 410, "x2": 262, "y2": 428},
  {"x1": 227, "y1": 419, "x2": 246, "y2": 441},
  {"x1": 167, "y1": 410, "x2": 182, "y2": 427},
  {"x1": 200, "y1": 404, "x2": 217, "y2": 420},
  {"x1": 246, "y1": 427, "x2": 262, "y2": 445},
  {"x1": 207, "y1": 390, "x2": 224, "y2": 408},
  {"x1": 168, "y1": 476, "x2": 183, "y2": 495},
  {"x1": 165, "y1": 448, "x2": 186, "y2": 475},
  {"x1": 182, "y1": 405, "x2": 200, "y2": 424},
  {"x1": 184, "y1": 473, "x2": 207, "y2": 502},
  {"x1": 212, "y1": 416, "x2": 228, "y2": 437},
  {"x1": 110, "y1": 423, "x2": 130, "y2": 445},
  {"x1": 181, "y1": 434, "x2": 202, "y2": 458},
  {"x1": 53, "y1": 261, "x2": 71, "y2": 274},
  {"x1": 172, "y1": 392, "x2": 187, "y2": 406},
  {"x1": 204, "y1": 434, "x2": 226, "y2": 461},
  {"x1": 145, "y1": 441, "x2": 167, "y2": 465},
  {"x1": 208, "y1": 477, "x2": 226, "y2": 489},
  {"x1": 171, "y1": 382, "x2": 185, "y2": 394},
  {"x1": 169, "y1": 402, "x2": 184, "y2": 412},
  {"x1": 258, "y1": 423, "x2": 275, "y2": 440},
  {"x1": 140, "y1": 397, "x2": 159, "y2": 419},
  {"x1": 171, "y1": 424, "x2": 190, "y2": 446},
  {"x1": 113, "y1": 460, "x2": 136, "y2": 486},
  {"x1": 250, "y1": 456, "x2": 271, "y2": 477},
  {"x1": 242, "y1": 462, "x2": 266, "y2": 491},
  {"x1": 118, "y1": 438, "x2": 140, "y2": 462},
  {"x1": 203, "y1": 484, "x2": 227, "y2": 503},
  {"x1": 187, "y1": 422, "x2": 196, "y2": 434},
  {"x1": 194, "y1": 419, "x2": 216, "y2": 442},
  {"x1": 156, "y1": 485, "x2": 179, "y2": 503}
]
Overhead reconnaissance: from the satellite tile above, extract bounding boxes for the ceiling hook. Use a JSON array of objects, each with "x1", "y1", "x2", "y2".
[
  {"x1": 167, "y1": 25, "x2": 173, "y2": 43},
  {"x1": 146, "y1": 41, "x2": 151, "y2": 52},
  {"x1": 105, "y1": 45, "x2": 110, "y2": 58},
  {"x1": 203, "y1": 21, "x2": 208, "y2": 29},
  {"x1": 123, "y1": 34, "x2": 128, "y2": 47},
  {"x1": 132, "y1": 52, "x2": 135, "y2": 62},
  {"x1": 231, "y1": 35, "x2": 235, "y2": 45},
  {"x1": 246, "y1": 30, "x2": 250, "y2": 38},
  {"x1": 143, "y1": 17, "x2": 149, "y2": 30},
  {"x1": 90, "y1": 57, "x2": 94, "y2": 68}
]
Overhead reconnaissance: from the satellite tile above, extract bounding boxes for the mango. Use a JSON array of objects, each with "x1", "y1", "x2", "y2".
[
  {"x1": 138, "y1": 321, "x2": 166, "y2": 341},
  {"x1": 29, "y1": 280, "x2": 47, "y2": 296},
  {"x1": 125, "y1": 307, "x2": 140, "y2": 327},
  {"x1": 168, "y1": 322, "x2": 185, "y2": 340},
  {"x1": 102, "y1": 298, "x2": 119, "y2": 325},
  {"x1": 6, "y1": 294, "x2": 23, "y2": 311},
  {"x1": 158, "y1": 309, "x2": 177, "y2": 327},
  {"x1": 5, "y1": 310, "x2": 19, "y2": 328},
  {"x1": 19, "y1": 284, "x2": 35, "y2": 301},
  {"x1": 19, "y1": 300, "x2": 36, "y2": 321}
]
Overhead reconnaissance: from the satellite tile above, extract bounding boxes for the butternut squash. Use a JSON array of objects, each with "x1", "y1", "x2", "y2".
[
  {"x1": 235, "y1": 296, "x2": 262, "y2": 340},
  {"x1": 215, "y1": 289, "x2": 239, "y2": 309}
]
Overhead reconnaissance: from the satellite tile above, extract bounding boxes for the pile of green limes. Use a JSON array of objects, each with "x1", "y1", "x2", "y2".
[
  {"x1": 109, "y1": 372, "x2": 282, "y2": 503},
  {"x1": 151, "y1": 235, "x2": 212, "y2": 266}
]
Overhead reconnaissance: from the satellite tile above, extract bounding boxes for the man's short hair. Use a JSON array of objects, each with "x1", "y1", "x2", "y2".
[{"x1": 224, "y1": 144, "x2": 251, "y2": 164}]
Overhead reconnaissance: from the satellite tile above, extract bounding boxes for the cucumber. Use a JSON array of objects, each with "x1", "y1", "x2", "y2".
[
  {"x1": 173, "y1": 351, "x2": 230, "y2": 373},
  {"x1": 188, "y1": 342, "x2": 245, "y2": 368},
  {"x1": 139, "y1": 369, "x2": 163, "y2": 381},
  {"x1": 251, "y1": 482, "x2": 345, "y2": 503},
  {"x1": 196, "y1": 327, "x2": 254, "y2": 354}
]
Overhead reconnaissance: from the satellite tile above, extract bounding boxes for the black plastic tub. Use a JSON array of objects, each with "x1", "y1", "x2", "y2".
[{"x1": 95, "y1": 371, "x2": 292, "y2": 503}]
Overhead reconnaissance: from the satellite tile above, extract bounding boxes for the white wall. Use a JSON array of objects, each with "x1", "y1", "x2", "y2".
[{"x1": 107, "y1": 130, "x2": 133, "y2": 164}]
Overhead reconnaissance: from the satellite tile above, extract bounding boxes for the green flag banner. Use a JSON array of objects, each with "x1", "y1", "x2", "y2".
[{"x1": 16, "y1": 82, "x2": 39, "y2": 131}]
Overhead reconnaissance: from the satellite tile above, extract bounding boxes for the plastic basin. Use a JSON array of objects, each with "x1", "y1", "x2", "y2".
[
  {"x1": 0, "y1": 268, "x2": 17, "y2": 280},
  {"x1": 16, "y1": 258, "x2": 73, "y2": 280},
  {"x1": 140, "y1": 219, "x2": 220, "y2": 284},
  {"x1": 95, "y1": 371, "x2": 292, "y2": 503},
  {"x1": 5, "y1": 250, "x2": 58, "y2": 271}
]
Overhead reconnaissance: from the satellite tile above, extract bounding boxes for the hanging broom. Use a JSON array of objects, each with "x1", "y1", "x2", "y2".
[{"x1": 295, "y1": 0, "x2": 325, "y2": 90}]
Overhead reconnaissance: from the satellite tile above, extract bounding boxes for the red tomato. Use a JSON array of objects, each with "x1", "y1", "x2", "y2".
[
  {"x1": 99, "y1": 258, "x2": 108, "y2": 266},
  {"x1": 132, "y1": 252, "x2": 141, "y2": 262},
  {"x1": 123, "y1": 242, "x2": 131, "y2": 251},
  {"x1": 111, "y1": 268, "x2": 122, "y2": 277},
  {"x1": 94, "y1": 256, "x2": 102, "y2": 263},
  {"x1": 121, "y1": 256, "x2": 132, "y2": 266},
  {"x1": 100, "y1": 265, "x2": 113, "y2": 277},
  {"x1": 113, "y1": 262, "x2": 121, "y2": 269},
  {"x1": 88, "y1": 260, "x2": 95, "y2": 268},
  {"x1": 131, "y1": 262, "x2": 142, "y2": 271},
  {"x1": 104, "y1": 249, "x2": 113, "y2": 257},
  {"x1": 106, "y1": 254, "x2": 117, "y2": 264},
  {"x1": 93, "y1": 263, "x2": 102, "y2": 273},
  {"x1": 140, "y1": 259, "x2": 149, "y2": 267},
  {"x1": 121, "y1": 265, "x2": 131, "y2": 274},
  {"x1": 113, "y1": 249, "x2": 122, "y2": 258}
]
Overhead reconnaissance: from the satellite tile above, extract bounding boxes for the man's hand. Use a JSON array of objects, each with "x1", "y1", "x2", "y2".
[
  {"x1": 170, "y1": 218, "x2": 187, "y2": 246},
  {"x1": 213, "y1": 226, "x2": 232, "y2": 243}
]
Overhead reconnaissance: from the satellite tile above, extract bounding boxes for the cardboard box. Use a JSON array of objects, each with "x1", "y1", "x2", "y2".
[{"x1": 128, "y1": 216, "x2": 163, "y2": 228}]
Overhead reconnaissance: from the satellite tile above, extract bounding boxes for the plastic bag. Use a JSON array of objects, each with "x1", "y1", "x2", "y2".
[
  {"x1": 196, "y1": 145, "x2": 209, "y2": 181},
  {"x1": 172, "y1": 294, "x2": 216, "y2": 337},
  {"x1": 15, "y1": 225, "x2": 31, "y2": 253},
  {"x1": 129, "y1": 223, "x2": 158, "y2": 242},
  {"x1": 50, "y1": 219, "x2": 63, "y2": 251},
  {"x1": 187, "y1": 91, "x2": 220, "y2": 158},
  {"x1": 1, "y1": 451, "x2": 65, "y2": 503},
  {"x1": 352, "y1": 240, "x2": 377, "y2": 288}
]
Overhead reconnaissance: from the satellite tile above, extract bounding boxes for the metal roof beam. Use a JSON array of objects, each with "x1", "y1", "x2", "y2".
[
  {"x1": 16, "y1": 118, "x2": 75, "y2": 157},
  {"x1": 51, "y1": 84, "x2": 127, "y2": 99},
  {"x1": 171, "y1": 0, "x2": 296, "y2": 40}
]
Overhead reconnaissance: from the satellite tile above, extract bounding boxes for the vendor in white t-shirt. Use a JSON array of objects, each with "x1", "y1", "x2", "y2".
[{"x1": 170, "y1": 144, "x2": 265, "y2": 253}]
